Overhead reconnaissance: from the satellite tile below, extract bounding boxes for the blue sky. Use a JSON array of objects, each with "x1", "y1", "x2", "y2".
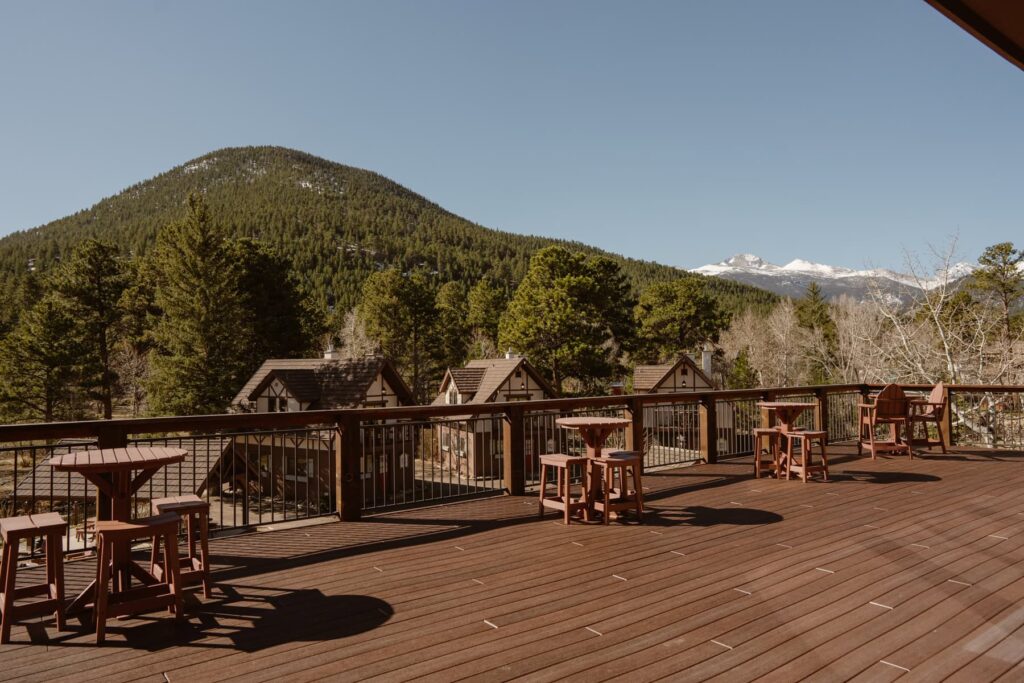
[{"x1": 1, "y1": 1, "x2": 1021, "y2": 271}]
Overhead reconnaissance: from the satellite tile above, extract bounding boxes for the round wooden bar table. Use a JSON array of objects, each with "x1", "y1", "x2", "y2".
[
  {"x1": 556, "y1": 416, "x2": 632, "y2": 521},
  {"x1": 555, "y1": 416, "x2": 632, "y2": 459},
  {"x1": 758, "y1": 402, "x2": 815, "y2": 477},
  {"x1": 47, "y1": 446, "x2": 187, "y2": 614}
]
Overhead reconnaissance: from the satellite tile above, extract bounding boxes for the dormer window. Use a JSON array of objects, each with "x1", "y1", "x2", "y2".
[
  {"x1": 447, "y1": 385, "x2": 459, "y2": 405},
  {"x1": 268, "y1": 396, "x2": 288, "y2": 412}
]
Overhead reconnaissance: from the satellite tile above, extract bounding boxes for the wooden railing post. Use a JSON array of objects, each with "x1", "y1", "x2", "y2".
[
  {"x1": 335, "y1": 415, "x2": 363, "y2": 521},
  {"x1": 815, "y1": 388, "x2": 829, "y2": 434},
  {"x1": 942, "y1": 386, "x2": 955, "y2": 449},
  {"x1": 624, "y1": 397, "x2": 645, "y2": 471},
  {"x1": 699, "y1": 395, "x2": 718, "y2": 464},
  {"x1": 503, "y1": 405, "x2": 526, "y2": 496}
]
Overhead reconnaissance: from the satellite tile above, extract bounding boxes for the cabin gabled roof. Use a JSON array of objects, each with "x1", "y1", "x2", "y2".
[
  {"x1": 433, "y1": 357, "x2": 557, "y2": 405},
  {"x1": 232, "y1": 356, "x2": 414, "y2": 410},
  {"x1": 449, "y1": 367, "x2": 487, "y2": 394},
  {"x1": 633, "y1": 356, "x2": 715, "y2": 393}
]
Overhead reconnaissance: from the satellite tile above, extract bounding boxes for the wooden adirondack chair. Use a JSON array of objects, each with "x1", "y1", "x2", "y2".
[
  {"x1": 909, "y1": 383, "x2": 948, "y2": 453},
  {"x1": 858, "y1": 384, "x2": 912, "y2": 459}
]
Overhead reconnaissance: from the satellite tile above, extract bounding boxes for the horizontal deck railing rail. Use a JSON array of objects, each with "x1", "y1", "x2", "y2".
[{"x1": 2, "y1": 382, "x2": 1022, "y2": 557}]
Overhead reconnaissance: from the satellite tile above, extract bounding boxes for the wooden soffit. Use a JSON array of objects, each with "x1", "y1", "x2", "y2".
[{"x1": 925, "y1": 0, "x2": 1024, "y2": 71}]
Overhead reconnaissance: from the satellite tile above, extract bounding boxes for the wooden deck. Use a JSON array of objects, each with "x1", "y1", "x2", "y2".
[{"x1": 3, "y1": 444, "x2": 1024, "y2": 682}]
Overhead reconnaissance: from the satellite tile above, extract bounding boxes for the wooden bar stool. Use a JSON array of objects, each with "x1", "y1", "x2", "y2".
[
  {"x1": 752, "y1": 427, "x2": 781, "y2": 478},
  {"x1": 94, "y1": 513, "x2": 183, "y2": 644},
  {"x1": 538, "y1": 454, "x2": 590, "y2": 525},
  {"x1": 151, "y1": 495, "x2": 212, "y2": 597},
  {"x1": 782, "y1": 430, "x2": 829, "y2": 482},
  {"x1": 591, "y1": 451, "x2": 644, "y2": 525},
  {"x1": 0, "y1": 513, "x2": 66, "y2": 644}
]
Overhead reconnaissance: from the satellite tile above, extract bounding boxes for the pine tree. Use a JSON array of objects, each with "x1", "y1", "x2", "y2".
[
  {"x1": 358, "y1": 269, "x2": 441, "y2": 401},
  {"x1": 725, "y1": 348, "x2": 758, "y2": 389},
  {"x1": 795, "y1": 282, "x2": 831, "y2": 330},
  {"x1": 499, "y1": 246, "x2": 636, "y2": 393},
  {"x1": 0, "y1": 294, "x2": 83, "y2": 422},
  {"x1": 467, "y1": 278, "x2": 506, "y2": 349},
  {"x1": 634, "y1": 279, "x2": 728, "y2": 363},
  {"x1": 435, "y1": 281, "x2": 469, "y2": 372},
  {"x1": 230, "y1": 237, "x2": 324, "y2": 371},
  {"x1": 146, "y1": 194, "x2": 248, "y2": 415},
  {"x1": 795, "y1": 282, "x2": 836, "y2": 384},
  {"x1": 51, "y1": 238, "x2": 132, "y2": 419},
  {"x1": 972, "y1": 242, "x2": 1023, "y2": 341}
]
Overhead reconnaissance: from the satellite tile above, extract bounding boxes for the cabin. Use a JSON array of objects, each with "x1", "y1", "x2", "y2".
[
  {"x1": 633, "y1": 352, "x2": 736, "y2": 458},
  {"x1": 230, "y1": 354, "x2": 417, "y2": 504},
  {"x1": 231, "y1": 354, "x2": 412, "y2": 413},
  {"x1": 432, "y1": 356, "x2": 558, "y2": 478},
  {"x1": 633, "y1": 353, "x2": 716, "y2": 394}
]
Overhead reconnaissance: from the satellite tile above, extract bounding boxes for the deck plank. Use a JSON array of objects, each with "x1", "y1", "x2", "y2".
[{"x1": 2, "y1": 445, "x2": 1023, "y2": 682}]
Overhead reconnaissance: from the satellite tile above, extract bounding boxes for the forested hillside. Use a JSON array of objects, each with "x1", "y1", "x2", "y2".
[{"x1": 0, "y1": 146, "x2": 776, "y2": 329}]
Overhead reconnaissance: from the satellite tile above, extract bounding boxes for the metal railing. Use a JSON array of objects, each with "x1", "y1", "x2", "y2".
[
  {"x1": 949, "y1": 389, "x2": 1024, "y2": 449},
  {"x1": 3, "y1": 382, "x2": 1023, "y2": 559},
  {"x1": 643, "y1": 401, "x2": 701, "y2": 468}
]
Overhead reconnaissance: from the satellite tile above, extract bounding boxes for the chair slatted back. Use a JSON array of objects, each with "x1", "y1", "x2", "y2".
[
  {"x1": 924, "y1": 382, "x2": 946, "y2": 418},
  {"x1": 874, "y1": 384, "x2": 908, "y2": 420}
]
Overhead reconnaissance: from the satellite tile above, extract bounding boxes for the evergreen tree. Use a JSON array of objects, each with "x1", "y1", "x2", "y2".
[
  {"x1": 358, "y1": 269, "x2": 441, "y2": 401},
  {"x1": 435, "y1": 281, "x2": 469, "y2": 372},
  {"x1": 467, "y1": 278, "x2": 506, "y2": 349},
  {"x1": 795, "y1": 282, "x2": 832, "y2": 330},
  {"x1": 0, "y1": 294, "x2": 83, "y2": 422},
  {"x1": 725, "y1": 348, "x2": 759, "y2": 389},
  {"x1": 634, "y1": 279, "x2": 728, "y2": 363},
  {"x1": 51, "y1": 238, "x2": 132, "y2": 418},
  {"x1": 795, "y1": 282, "x2": 836, "y2": 384},
  {"x1": 230, "y1": 237, "x2": 323, "y2": 370},
  {"x1": 146, "y1": 194, "x2": 248, "y2": 415},
  {"x1": 499, "y1": 246, "x2": 635, "y2": 393},
  {"x1": 971, "y1": 242, "x2": 1023, "y2": 340}
]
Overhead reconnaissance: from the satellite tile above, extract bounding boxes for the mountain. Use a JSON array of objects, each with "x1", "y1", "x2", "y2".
[
  {"x1": 0, "y1": 146, "x2": 777, "y2": 330},
  {"x1": 693, "y1": 253, "x2": 977, "y2": 302}
]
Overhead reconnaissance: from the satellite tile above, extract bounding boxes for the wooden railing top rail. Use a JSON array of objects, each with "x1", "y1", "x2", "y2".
[{"x1": 0, "y1": 382, "x2": 1019, "y2": 443}]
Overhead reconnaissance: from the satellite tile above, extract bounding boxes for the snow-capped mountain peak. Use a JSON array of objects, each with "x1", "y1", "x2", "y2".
[
  {"x1": 723, "y1": 253, "x2": 769, "y2": 269},
  {"x1": 780, "y1": 259, "x2": 854, "y2": 277},
  {"x1": 692, "y1": 253, "x2": 976, "y2": 302}
]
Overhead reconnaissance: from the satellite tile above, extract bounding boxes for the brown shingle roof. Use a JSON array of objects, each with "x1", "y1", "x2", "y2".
[
  {"x1": 634, "y1": 364, "x2": 675, "y2": 392},
  {"x1": 434, "y1": 357, "x2": 557, "y2": 405},
  {"x1": 231, "y1": 356, "x2": 413, "y2": 410},
  {"x1": 449, "y1": 367, "x2": 486, "y2": 394},
  {"x1": 633, "y1": 357, "x2": 715, "y2": 393}
]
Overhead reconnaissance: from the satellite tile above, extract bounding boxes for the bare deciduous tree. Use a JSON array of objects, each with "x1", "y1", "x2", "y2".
[{"x1": 721, "y1": 300, "x2": 811, "y2": 387}]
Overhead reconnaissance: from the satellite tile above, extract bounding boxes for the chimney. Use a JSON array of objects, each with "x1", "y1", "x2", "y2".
[
  {"x1": 324, "y1": 342, "x2": 340, "y2": 360},
  {"x1": 505, "y1": 348, "x2": 519, "y2": 360},
  {"x1": 701, "y1": 345, "x2": 713, "y2": 375}
]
